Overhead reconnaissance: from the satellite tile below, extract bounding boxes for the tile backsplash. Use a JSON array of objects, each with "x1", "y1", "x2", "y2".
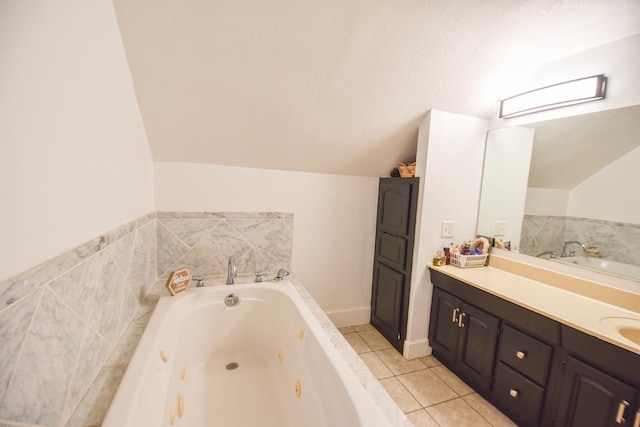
[
  {"x1": 0, "y1": 212, "x2": 293, "y2": 427},
  {"x1": 520, "y1": 215, "x2": 640, "y2": 265}
]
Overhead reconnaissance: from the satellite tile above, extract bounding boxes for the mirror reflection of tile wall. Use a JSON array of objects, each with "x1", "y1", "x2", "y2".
[{"x1": 521, "y1": 215, "x2": 640, "y2": 265}]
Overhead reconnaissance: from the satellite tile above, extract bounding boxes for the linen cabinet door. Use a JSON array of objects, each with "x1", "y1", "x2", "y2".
[
  {"x1": 370, "y1": 263, "x2": 406, "y2": 350},
  {"x1": 455, "y1": 303, "x2": 499, "y2": 389}
]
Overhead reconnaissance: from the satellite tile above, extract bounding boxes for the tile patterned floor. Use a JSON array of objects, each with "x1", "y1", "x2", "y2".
[{"x1": 339, "y1": 324, "x2": 517, "y2": 427}]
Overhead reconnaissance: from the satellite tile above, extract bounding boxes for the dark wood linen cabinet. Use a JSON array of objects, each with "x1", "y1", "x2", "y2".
[{"x1": 370, "y1": 177, "x2": 419, "y2": 353}]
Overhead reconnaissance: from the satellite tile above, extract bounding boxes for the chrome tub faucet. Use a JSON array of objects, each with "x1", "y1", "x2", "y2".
[
  {"x1": 561, "y1": 241, "x2": 587, "y2": 257},
  {"x1": 226, "y1": 256, "x2": 237, "y2": 285}
]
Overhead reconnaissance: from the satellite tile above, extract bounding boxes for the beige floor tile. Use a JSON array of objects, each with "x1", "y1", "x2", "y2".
[
  {"x1": 379, "y1": 377, "x2": 422, "y2": 413},
  {"x1": 352, "y1": 323, "x2": 374, "y2": 332},
  {"x1": 426, "y1": 398, "x2": 492, "y2": 427},
  {"x1": 359, "y1": 352, "x2": 394, "y2": 380},
  {"x1": 397, "y1": 369, "x2": 458, "y2": 407},
  {"x1": 376, "y1": 348, "x2": 427, "y2": 375},
  {"x1": 405, "y1": 409, "x2": 440, "y2": 427},
  {"x1": 463, "y1": 393, "x2": 517, "y2": 427},
  {"x1": 337, "y1": 326, "x2": 355, "y2": 334},
  {"x1": 431, "y1": 364, "x2": 474, "y2": 396},
  {"x1": 418, "y1": 355, "x2": 442, "y2": 368},
  {"x1": 343, "y1": 332, "x2": 372, "y2": 354},
  {"x1": 358, "y1": 329, "x2": 393, "y2": 351}
]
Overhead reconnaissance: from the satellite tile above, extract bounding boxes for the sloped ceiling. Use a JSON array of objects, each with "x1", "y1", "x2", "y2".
[
  {"x1": 112, "y1": 0, "x2": 640, "y2": 177},
  {"x1": 527, "y1": 104, "x2": 640, "y2": 190}
]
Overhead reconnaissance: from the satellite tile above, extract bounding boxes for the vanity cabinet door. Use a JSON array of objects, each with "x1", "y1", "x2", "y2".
[
  {"x1": 556, "y1": 356, "x2": 638, "y2": 427},
  {"x1": 429, "y1": 288, "x2": 462, "y2": 364},
  {"x1": 428, "y1": 288, "x2": 499, "y2": 389},
  {"x1": 455, "y1": 302, "x2": 499, "y2": 389}
]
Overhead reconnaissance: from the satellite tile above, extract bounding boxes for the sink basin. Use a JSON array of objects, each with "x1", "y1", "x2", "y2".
[
  {"x1": 600, "y1": 317, "x2": 640, "y2": 347},
  {"x1": 619, "y1": 327, "x2": 640, "y2": 345}
]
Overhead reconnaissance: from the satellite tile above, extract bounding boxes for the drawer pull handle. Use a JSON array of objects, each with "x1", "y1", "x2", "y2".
[
  {"x1": 509, "y1": 389, "x2": 519, "y2": 398},
  {"x1": 458, "y1": 312, "x2": 466, "y2": 328},
  {"x1": 516, "y1": 351, "x2": 526, "y2": 360},
  {"x1": 615, "y1": 400, "x2": 629, "y2": 424},
  {"x1": 452, "y1": 308, "x2": 459, "y2": 323},
  {"x1": 632, "y1": 409, "x2": 639, "y2": 427}
]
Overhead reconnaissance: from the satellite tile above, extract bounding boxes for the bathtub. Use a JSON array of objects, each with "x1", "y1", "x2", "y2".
[{"x1": 103, "y1": 281, "x2": 393, "y2": 427}]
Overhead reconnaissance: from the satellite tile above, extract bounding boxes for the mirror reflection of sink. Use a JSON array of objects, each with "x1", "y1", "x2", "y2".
[{"x1": 600, "y1": 317, "x2": 640, "y2": 346}]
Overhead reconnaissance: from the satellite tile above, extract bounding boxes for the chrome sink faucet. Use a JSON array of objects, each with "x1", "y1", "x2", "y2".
[
  {"x1": 226, "y1": 256, "x2": 237, "y2": 285},
  {"x1": 561, "y1": 241, "x2": 587, "y2": 257}
]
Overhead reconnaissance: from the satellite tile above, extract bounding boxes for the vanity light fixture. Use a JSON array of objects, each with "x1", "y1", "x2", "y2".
[{"x1": 499, "y1": 74, "x2": 607, "y2": 118}]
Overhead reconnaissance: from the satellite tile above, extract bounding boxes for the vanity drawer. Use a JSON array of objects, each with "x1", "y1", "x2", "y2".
[
  {"x1": 493, "y1": 362, "x2": 544, "y2": 426},
  {"x1": 499, "y1": 325, "x2": 551, "y2": 385}
]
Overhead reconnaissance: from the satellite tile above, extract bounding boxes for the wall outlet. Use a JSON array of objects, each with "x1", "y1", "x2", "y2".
[
  {"x1": 495, "y1": 220, "x2": 507, "y2": 236},
  {"x1": 441, "y1": 221, "x2": 455, "y2": 238}
]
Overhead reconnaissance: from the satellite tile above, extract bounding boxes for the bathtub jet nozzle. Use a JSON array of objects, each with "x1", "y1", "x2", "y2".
[{"x1": 224, "y1": 293, "x2": 239, "y2": 307}]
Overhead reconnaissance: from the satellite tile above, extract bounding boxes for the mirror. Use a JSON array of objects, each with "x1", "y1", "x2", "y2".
[{"x1": 477, "y1": 104, "x2": 640, "y2": 282}]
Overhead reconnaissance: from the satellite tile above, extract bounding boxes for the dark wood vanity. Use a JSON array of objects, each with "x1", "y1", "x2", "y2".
[{"x1": 429, "y1": 267, "x2": 640, "y2": 427}]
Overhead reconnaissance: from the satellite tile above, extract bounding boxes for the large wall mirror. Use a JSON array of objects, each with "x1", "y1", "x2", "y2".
[{"x1": 477, "y1": 104, "x2": 640, "y2": 282}]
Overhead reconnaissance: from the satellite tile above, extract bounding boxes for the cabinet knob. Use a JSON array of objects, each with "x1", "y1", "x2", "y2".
[
  {"x1": 615, "y1": 400, "x2": 629, "y2": 424},
  {"x1": 509, "y1": 388, "x2": 519, "y2": 398},
  {"x1": 516, "y1": 350, "x2": 526, "y2": 360}
]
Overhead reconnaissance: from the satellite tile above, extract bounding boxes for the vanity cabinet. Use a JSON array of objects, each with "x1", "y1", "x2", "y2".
[
  {"x1": 429, "y1": 287, "x2": 499, "y2": 389},
  {"x1": 428, "y1": 267, "x2": 640, "y2": 427}
]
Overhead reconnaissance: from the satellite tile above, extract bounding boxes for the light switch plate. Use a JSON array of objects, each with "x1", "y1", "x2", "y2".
[
  {"x1": 441, "y1": 221, "x2": 455, "y2": 238},
  {"x1": 495, "y1": 220, "x2": 507, "y2": 236}
]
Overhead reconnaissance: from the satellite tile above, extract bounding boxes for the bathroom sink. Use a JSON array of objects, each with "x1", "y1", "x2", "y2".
[
  {"x1": 619, "y1": 327, "x2": 640, "y2": 345},
  {"x1": 600, "y1": 317, "x2": 640, "y2": 347}
]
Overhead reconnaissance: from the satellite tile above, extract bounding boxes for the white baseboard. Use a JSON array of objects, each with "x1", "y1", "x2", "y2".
[
  {"x1": 324, "y1": 306, "x2": 371, "y2": 328},
  {"x1": 403, "y1": 337, "x2": 431, "y2": 360}
]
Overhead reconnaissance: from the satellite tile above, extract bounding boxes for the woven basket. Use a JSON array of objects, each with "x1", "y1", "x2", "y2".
[{"x1": 397, "y1": 162, "x2": 416, "y2": 177}]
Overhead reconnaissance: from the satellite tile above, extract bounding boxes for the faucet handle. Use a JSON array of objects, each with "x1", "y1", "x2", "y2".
[
  {"x1": 255, "y1": 271, "x2": 266, "y2": 283},
  {"x1": 193, "y1": 276, "x2": 205, "y2": 287}
]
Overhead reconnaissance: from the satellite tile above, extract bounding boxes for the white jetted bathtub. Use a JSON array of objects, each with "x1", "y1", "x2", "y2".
[{"x1": 103, "y1": 281, "x2": 392, "y2": 427}]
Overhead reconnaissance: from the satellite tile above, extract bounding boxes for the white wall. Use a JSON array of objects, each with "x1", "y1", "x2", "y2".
[
  {"x1": 491, "y1": 34, "x2": 640, "y2": 129},
  {"x1": 0, "y1": 0, "x2": 154, "y2": 282},
  {"x1": 524, "y1": 188, "x2": 570, "y2": 216},
  {"x1": 154, "y1": 161, "x2": 379, "y2": 325},
  {"x1": 404, "y1": 110, "x2": 488, "y2": 359},
  {"x1": 568, "y1": 145, "x2": 640, "y2": 223}
]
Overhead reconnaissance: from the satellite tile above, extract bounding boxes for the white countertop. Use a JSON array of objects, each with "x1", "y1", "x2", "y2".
[{"x1": 429, "y1": 262, "x2": 640, "y2": 356}]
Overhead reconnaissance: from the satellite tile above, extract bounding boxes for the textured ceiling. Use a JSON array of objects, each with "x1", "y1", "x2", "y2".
[{"x1": 113, "y1": 0, "x2": 640, "y2": 177}]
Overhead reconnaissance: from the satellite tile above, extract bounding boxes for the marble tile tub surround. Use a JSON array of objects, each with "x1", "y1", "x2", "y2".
[
  {"x1": 521, "y1": 215, "x2": 640, "y2": 265},
  {"x1": 0, "y1": 211, "x2": 293, "y2": 427},
  {"x1": 156, "y1": 211, "x2": 294, "y2": 283},
  {"x1": 0, "y1": 213, "x2": 157, "y2": 427}
]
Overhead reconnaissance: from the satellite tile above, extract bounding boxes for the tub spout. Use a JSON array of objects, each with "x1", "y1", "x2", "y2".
[
  {"x1": 275, "y1": 269, "x2": 289, "y2": 281},
  {"x1": 226, "y1": 256, "x2": 237, "y2": 285},
  {"x1": 561, "y1": 241, "x2": 587, "y2": 257}
]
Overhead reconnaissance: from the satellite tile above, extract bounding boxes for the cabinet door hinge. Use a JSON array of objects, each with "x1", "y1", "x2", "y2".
[{"x1": 498, "y1": 324, "x2": 503, "y2": 339}]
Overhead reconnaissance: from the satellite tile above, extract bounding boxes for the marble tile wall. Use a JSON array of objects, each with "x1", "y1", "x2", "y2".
[
  {"x1": 0, "y1": 211, "x2": 293, "y2": 427},
  {"x1": 521, "y1": 215, "x2": 640, "y2": 265},
  {"x1": 156, "y1": 212, "x2": 294, "y2": 284},
  {"x1": 0, "y1": 213, "x2": 156, "y2": 427}
]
